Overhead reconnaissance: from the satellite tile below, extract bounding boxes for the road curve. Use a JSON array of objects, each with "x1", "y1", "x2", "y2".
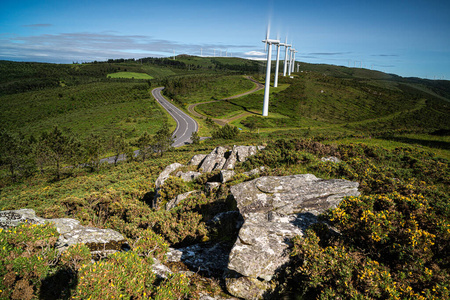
[{"x1": 152, "y1": 87, "x2": 198, "y2": 147}]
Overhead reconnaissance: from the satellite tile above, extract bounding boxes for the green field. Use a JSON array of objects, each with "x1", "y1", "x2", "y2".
[
  {"x1": 0, "y1": 81, "x2": 165, "y2": 142},
  {"x1": 107, "y1": 72, "x2": 154, "y2": 79},
  {"x1": 162, "y1": 75, "x2": 256, "y2": 104}
]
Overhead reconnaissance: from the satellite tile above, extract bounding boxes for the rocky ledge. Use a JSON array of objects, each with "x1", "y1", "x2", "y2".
[
  {"x1": 0, "y1": 209, "x2": 127, "y2": 256},
  {"x1": 225, "y1": 174, "x2": 360, "y2": 299}
]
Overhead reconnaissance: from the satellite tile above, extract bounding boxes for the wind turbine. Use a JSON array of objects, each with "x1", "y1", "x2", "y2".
[
  {"x1": 262, "y1": 26, "x2": 280, "y2": 117},
  {"x1": 283, "y1": 38, "x2": 291, "y2": 77},
  {"x1": 288, "y1": 48, "x2": 294, "y2": 76},
  {"x1": 200, "y1": 48, "x2": 203, "y2": 57},
  {"x1": 213, "y1": 49, "x2": 216, "y2": 57},
  {"x1": 291, "y1": 49, "x2": 298, "y2": 73},
  {"x1": 273, "y1": 35, "x2": 285, "y2": 88}
]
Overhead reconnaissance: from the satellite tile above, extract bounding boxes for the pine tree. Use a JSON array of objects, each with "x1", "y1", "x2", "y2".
[
  {"x1": 136, "y1": 131, "x2": 152, "y2": 161},
  {"x1": 153, "y1": 124, "x2": 174, "y2": 157}
]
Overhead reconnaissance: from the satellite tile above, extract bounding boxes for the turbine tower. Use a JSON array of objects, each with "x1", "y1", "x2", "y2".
[
  {"x1": 291, "y1": 49, "x2": 298, "y2": 73},
  {"x1": 288, "y1": 48, "x2": 294, "y2": 76},
  {"x1": 262, "y1": 27, "x2": 280, "y2": 117},
  {"x1": 283, "y1": 38, "x2": 291, "y2": 77},
  {"x1": 274, "y1": 37, "x2": 285, "y2": 88}
]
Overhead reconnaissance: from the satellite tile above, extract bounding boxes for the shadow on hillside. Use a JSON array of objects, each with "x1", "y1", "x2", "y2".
[
  {"x1": 226, "y1": 100, "x2": 261, "y2": 116},
  {"x1": 381, "y1": 136, "x2": 450, "y2": 151},
  {"x1": 40, "y1": 267, "x2": 77, "y2": 299}
]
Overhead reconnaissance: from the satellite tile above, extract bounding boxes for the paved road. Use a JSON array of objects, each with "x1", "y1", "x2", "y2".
[
  {"x1": 152, "y1": 87, "x2": 198, "y2": 147},
  {"x1": 99, "y1": 87, "x2": 198, "y2": 164}
]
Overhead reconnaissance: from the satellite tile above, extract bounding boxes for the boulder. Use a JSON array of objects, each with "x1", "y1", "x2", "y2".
[
  {"x1": 0, "y1": 209, "x2": 127, "y2": 254},
  {"x1": 235, "y1": 145, "x2": 258, "y2": 162},
  {"x1": 226, "y1": 174, "x2": 360, "y2": 297},
  {"x1": 0, "y1": 209, "x2": 45, "y2": 228},
  {"x1": 166, "y1": 191, "x2": 199, "y2": 210},
  {"x1": 176, "y1": 171, "x2": 202, "y2": 182},
  {"x1": 227, "y1": 212, "x2": 316, "y2": 281},
  {"x1": 57, "y1": 226, "x2": 126, "y2": 252},
  {"x1": 189, "y1": 154, "x2": 207, "y2": 166},
  {"x1": 199, "y1": 147, "x2": 228, "y2": 172},
  {"x1": 223, "y1": 145, "x2": 262, "y2": 170},
  {"x1": 166, "y1": 242, "x2": 232, "y2": 277},
  {"x1": 196, "y1": 145, "x2": 264, "y2": 173},
  {"x1": 230, "y1": 174, "x2": 359, "y2": 217},
  {"x1": 155, "y1": 163, "x2": 184, "y2": 189},
  {"x1": 220, "y1": 170, "x2": 235, "y2": 183}
]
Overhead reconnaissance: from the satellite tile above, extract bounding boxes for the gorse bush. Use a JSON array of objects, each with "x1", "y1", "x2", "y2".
[
  {"x1": 72, "y1": 251, "x2": 190, "y2": 300},
  {"x1": 0, "y1": 223, "x2": 59, "y2": 300}
]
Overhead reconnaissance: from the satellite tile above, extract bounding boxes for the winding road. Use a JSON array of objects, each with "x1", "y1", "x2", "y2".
[
  {"x1": 152, "y1": 87, "x2": 198, "y2": 147},
  {"x1": 99, "y1": 77, "x2": 260, "y2": 164}
]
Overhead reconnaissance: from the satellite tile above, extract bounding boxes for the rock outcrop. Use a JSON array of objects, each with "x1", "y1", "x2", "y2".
[
  {"x1": 198, "y1": 146, "x2": 264, "y2": 173},
  {"x1": 154, "y1": 145, "x2": 264, "y2": 208},
  {"x1": 155, "y1": 163, "x2": 184, "y2": 189},
  {"x1": 149, "y1": 146, "x2": 361, "y2": 299},
  {"x1": 225, "y1": 174, "x2": 360, "y2": 298},
  {"x1": 0, "y1": 209, "x2": 127, "y2": 255}
]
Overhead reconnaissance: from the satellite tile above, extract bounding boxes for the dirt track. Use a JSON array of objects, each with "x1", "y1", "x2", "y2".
[{"x1": 186, "y1": 76, "x2": 264, "y2": 125}]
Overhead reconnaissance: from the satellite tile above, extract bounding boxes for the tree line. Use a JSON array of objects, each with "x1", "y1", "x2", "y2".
[{"x1": 0, "y1": 124, "x2": 174, "y2": 182}]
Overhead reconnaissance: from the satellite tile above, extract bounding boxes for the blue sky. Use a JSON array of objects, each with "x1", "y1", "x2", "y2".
[{"x1": 1, "y1": 0, "x2": 449, "y2": 79}]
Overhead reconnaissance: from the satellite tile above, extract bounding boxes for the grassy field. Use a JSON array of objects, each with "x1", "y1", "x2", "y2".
[
  {"x1": 0, "y1": 81, "x2": 165, "y2": 142},
  {"x1": 162, "y1": 75, "x2": 256, "y2": 105},
  {"x1": 107, "y1": 72, "x2": 154, "y2": 79}
]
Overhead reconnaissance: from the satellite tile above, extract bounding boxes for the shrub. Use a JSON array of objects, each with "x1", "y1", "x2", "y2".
[
  {"x1": 132, "y1": 229, "x2": 168, "y2": 262},
  {"x1": 212, "y1": 124, "x2": 239, "y2": 140},
  {"x1": 59, "y1": 244, "x2": 91, "y2": 272},
  {"x1": 72, "y1": 251, "x2": 190, "y2": 299},
  {"x1": 0, "y1": 223, "x2": 59, "y2": 300}
]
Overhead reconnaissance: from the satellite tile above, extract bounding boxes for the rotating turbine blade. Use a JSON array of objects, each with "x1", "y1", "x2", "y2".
[{"x1": 265, "y1": 24, "x2": 270, "y2": 51}]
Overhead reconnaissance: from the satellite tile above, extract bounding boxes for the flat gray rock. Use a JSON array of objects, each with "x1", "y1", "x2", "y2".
[
  {"x1": 1, "y1": 209, "x2": 126, "y2": 253},
  {"x1": 226, "y1": 174, "x2": 360, "y2": 294},
  {"x1": 230, "y1": 174, "x2": 359, "y2": 217}
]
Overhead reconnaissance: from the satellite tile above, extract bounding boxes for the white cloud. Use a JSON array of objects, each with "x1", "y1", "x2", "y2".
[
  {"x1": 0, "y1": 32, "x2": 256, "y2": 63},
  {"x1": 245, "y1": 51, "x2": 266, "y2": 56}
]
